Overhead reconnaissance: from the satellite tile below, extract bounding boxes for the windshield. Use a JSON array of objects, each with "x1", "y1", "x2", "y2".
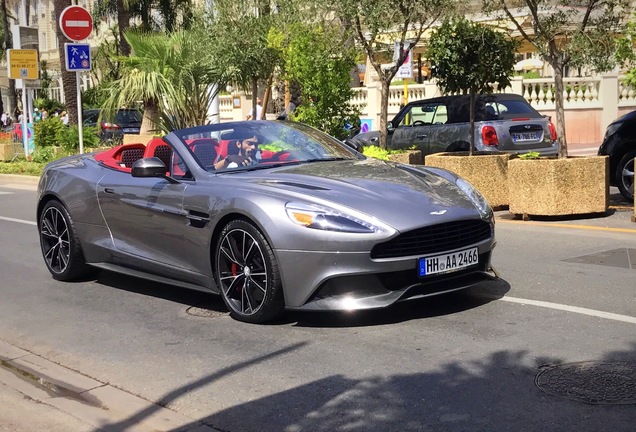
[{"x1": 173, "y1": 121, "x2": 363, "y2": 173}]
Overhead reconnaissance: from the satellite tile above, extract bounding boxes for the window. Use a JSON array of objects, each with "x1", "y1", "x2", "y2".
[
  {"x1": 398, "y1": 103, "x2": 447, "y2": 126},
  {"x1": 40, "y1": 32, "x2": 47, "y2": 51}
]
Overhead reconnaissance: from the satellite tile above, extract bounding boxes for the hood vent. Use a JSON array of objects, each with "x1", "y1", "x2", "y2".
[{"x1": 259, "y1": 180, "x2": 330, "y2": 191}]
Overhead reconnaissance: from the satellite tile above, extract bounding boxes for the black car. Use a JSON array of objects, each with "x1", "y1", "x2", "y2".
[
  {"x1": 84, "y1": 109, "x2": 143, "y2": 144},
  {"x1": 598, "y1": 110, "x2": 636, "y2": 201}
]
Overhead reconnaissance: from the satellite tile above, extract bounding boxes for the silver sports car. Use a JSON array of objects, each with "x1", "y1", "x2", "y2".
[{"x1": 37, "y1": 121, "x2": 496, "y2": 323}]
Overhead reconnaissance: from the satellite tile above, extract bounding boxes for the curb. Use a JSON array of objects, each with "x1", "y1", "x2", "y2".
[
  {"x1": 0, "y1": 339, "x2": 219, "y2": 432},
  {"x1": 0, "y1": 173, "x2": 40, "y2": 187}
]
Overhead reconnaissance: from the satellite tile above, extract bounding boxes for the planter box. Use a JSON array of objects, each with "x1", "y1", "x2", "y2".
[
  {"x1": 123, "y1": 134, "x2": 155, "y2": 145},
  {"x1": 0, "y1": 143, "x2": 20, "y2": 161},
  {"x1": 425, "y1": 152, "x2": 513, "y2": 209},
  {"x1": 387, "y1": 150, "x2": 422, "y2": 165},
  {"x1": 508, "y1": 156, "x2": 609, "y2": 218}
]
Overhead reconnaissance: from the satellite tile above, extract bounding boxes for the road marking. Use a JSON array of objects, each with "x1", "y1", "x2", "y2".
[
  {"x1": 0, "y1": 191, "x2": 14, "y2": 195},
  {"x1": 489, "y1": 295, "x2": 636, "y2": 324},
  {"x1": 0, "y1": 216, "x2": 36, "y2": 226},
  {"x1": 497, "y1": 219, "x2": 636, "y2": 234}
]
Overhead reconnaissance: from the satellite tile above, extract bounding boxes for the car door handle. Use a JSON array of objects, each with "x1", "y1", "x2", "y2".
[
  {"x1": 104, "y1": 188, "x2": 115, "y2": 194},
  {"x1": 416, "y1": 134, "x2": 427, "y2": 139}
]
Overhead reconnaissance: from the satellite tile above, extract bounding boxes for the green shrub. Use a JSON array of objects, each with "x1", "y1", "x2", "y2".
[
  {"x1": 34, "y1": 116, "x2": 65, "y2": 148},
  {"x1": 57, "y1": 125, "x2": 100, "y2": 153},
  {"x1": 30, "y1": 146, "x2": 57, "y2": 163},
  {"x1": 362, "y1": 145, "x2": 390, "y2": 160},
  {"x1": 519, "y1": 151, "x2": 541, "y2": 160}
]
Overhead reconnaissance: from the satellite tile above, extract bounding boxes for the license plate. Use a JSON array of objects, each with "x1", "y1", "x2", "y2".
[
  {"x1": 512, "y1": 132, "x2": 539, "y2": 142},
  {"x1": 123, "y1": 128, "x2": 139, "y2": 133},
  {"x1": 418, "y1": 247, "x2": 478, "y2": 277}
]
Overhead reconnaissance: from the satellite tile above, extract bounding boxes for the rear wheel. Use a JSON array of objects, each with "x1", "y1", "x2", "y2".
[
  {"x1": 215, "y1": 220, "x2": 285, "y2": 323},
  {"x1": 39, "y1": 200, "x2": 97, "y2": 281},
  {"x1": 616, "y1": 150, "x2": 636, "y2": 202}
]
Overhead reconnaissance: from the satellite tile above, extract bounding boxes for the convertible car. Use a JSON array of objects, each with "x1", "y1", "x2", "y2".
[{"x1": 37, "y1": 121, "x2": 496, "y2": 323}]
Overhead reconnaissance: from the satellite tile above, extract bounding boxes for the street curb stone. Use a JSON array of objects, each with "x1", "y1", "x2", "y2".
[{"x1": 0, "y1": 340, "x2": 219, "y2": 432}]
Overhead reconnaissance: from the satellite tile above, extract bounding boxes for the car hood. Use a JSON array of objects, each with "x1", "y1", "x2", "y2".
[{"x1": 241, "y1": 159, "x2": 483, "y2": 231}]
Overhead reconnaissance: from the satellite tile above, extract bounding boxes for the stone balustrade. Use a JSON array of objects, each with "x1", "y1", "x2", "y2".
[{"x1": 219, "y1": 73, "x2": 636, "y2": 145}]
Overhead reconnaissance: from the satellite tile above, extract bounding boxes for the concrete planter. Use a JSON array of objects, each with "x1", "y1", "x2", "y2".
[
  {"x1": 508, "y1": 156, "x2": 609, "y2": 219},
  {"x1": 123, "y1": 134, "x2": 155, "y2": 145},
  {"x1": 387, "y1": 150, "x2": 423, "y2": 165},
  {"x1": 0, "y1": 143, "x2": 19, "y2": 161},
  {"x1": 425, "y1": 152, "x2": 513, "y2": 209}
]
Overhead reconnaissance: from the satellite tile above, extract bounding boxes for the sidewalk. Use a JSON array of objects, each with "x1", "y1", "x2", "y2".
[{"x1": 0, "y1": 339, "x2": 217, "y2": 432}]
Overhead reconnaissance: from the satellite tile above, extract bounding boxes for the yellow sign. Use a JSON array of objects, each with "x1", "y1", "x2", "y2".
[{"x1": 7, "y1": 49, "x2": 39, "y2": 80}]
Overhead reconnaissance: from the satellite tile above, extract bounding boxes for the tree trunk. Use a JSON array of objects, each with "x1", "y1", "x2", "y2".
[
  {"x1": 116, "y1": 0, "x2": 131, "y2": 56},
  {"x1": 252, "y1": 77, "x2": 258, "y2": 120},
  {"x1": 552, "y1": 63, "x2": 568, "y2": 158},
  {"x1": 261, "y1": 74, "x2": 273, "y2": 120},
  {"x1": 379, "y1": 80, "x2": 390, "y2": 150},
  {"x1": 140, "y1": 101, "x2": 159, "y2": 134},
  {"x1": 54, "y1": 0, "x2": 78, "y2": 125},
  {"x1": 1, "y1": 0, "x2": 17, "y2": 117},
  {"x1": 469, "y1": 91, "x2": 475, "y2": 156}
]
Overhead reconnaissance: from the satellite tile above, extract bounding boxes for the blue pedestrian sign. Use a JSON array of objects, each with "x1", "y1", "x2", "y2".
[{"x1": 65, "y1": 43, "x2": 91, "y2": 71}]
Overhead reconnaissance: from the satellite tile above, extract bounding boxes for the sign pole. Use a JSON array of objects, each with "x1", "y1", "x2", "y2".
[
  {"x1": 76, "y1": 71, "x2": 84, "y2": 154},
  {"x1": 20, "y1": 82, "x2": 28, "y2": 157}
]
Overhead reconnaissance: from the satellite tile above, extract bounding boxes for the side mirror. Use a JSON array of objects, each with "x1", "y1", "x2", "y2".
[
  {"x1": 344, "y1": 139, "x2": 363, "y2": 152},
  {"x1": 131, "y1": 157, "x2": 180, "y2": 184},
  {"x1": 387, "y1": 122, "x2": 395, "y2": 132}
]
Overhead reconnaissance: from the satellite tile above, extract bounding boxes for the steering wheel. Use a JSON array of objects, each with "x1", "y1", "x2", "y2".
[
  {"x1": 268, "y1": 150, "x2": 294, "y2": 162},
  {"x1": 412, "y1": 120, "x2": 426, "y2": 126}
]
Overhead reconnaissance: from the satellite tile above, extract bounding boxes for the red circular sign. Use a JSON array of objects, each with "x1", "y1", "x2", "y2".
[{"x1": 59, "y1": 6, "x2": 93, "y2": 42}]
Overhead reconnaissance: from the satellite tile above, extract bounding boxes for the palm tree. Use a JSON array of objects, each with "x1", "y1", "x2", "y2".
[{"x1": 103, "y1": 29, "x2": 229, "y2": 134}]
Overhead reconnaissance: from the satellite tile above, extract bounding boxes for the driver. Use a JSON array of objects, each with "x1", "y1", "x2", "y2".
[{"x1": 218, "y1": 130, "x2": 262, "y2": 169}]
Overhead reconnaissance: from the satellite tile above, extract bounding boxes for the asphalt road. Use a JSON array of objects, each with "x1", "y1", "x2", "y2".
[{"x1": 0, "y1": 180, "x2": 635, "y2": 431}]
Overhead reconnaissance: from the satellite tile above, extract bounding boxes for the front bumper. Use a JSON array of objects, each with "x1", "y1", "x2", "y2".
[{"x1": 277, "y1": 239, "x2": 495, "y2": 311}]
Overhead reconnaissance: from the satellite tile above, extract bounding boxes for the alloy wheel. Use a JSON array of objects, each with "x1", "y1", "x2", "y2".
[
  {"x1": 40, "y1": 206, "x2": 71, "y2": 275},
  {"x1": 621, "y1": 158, "x2": 634, "y2": 199},
  {"x1": 217, "y1": 228, "x2": 268, "y2": 317}
]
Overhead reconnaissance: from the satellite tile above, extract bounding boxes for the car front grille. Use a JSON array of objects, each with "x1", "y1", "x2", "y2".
[{"x1": 371, "y1": 220, "x2": 492, "y2": 259}]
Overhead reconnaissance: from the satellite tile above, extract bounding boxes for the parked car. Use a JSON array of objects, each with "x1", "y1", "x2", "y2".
[
  {"x1": 349, "y1": 93, "x2": 558, "y2": 157},
  {"x1": 36, "y1": 120, "x2": 496, "y2": 324},
  {"x1": 83, "y1": 108, "x2": 143, "y2": 145},
  {"x1": 597, "y1": 110, "x2": 636, "y2": 201}
]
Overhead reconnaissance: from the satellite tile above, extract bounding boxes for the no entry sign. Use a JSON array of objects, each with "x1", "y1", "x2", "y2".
[{"x1": 59, "y1": 6, "x2": 93, "y2": 42}]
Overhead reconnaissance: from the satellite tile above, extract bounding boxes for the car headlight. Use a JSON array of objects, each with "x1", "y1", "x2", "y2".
[
  {"x1": 285, "y1": 202, "x2": 384, "y2": 233},
  {"x1": 456, "y1": 178, "x2": 493, "y2": 220}
]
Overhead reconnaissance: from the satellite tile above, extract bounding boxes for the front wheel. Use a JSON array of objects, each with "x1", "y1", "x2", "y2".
[
  {"x1": 38, "y1": 200, "x2": 97, "y2": 281},
  {"x1": 215, "y1": 220, "x2": 285, "y2": 323},
  {"x1": 616, "y1": 150, "x2": 635, "y2": 202}
]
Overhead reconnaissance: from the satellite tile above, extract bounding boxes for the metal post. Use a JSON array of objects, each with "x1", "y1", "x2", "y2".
[
  {"x1": 76, "y1": 71, "x2": 84, "y2": 154},
  {"x1": 20, "y1": 83, "x2": 28, "y2": 157}
]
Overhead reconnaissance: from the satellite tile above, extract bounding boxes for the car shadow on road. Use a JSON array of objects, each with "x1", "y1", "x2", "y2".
[{"x1": 94, "y1": 271, "x2": 511, "y2": 328}]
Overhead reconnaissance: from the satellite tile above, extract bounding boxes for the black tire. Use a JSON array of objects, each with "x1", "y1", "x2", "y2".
[
  {"x1": 215, "y1": 220, "x2": 285, "y2": 323},
  {"x1": 616, "y1": 150, "x2": 636, "y2": 202},
  {"x1": 38, "y1": 200, "x2": 97, "y2": 281}
]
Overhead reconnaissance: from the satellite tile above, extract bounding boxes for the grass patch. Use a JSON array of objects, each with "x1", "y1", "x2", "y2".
[{"x1": 0, "y1": 159, "x2": 46, "y2": 176}]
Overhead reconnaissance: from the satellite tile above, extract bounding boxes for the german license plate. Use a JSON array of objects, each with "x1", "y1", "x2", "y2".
[
  {"x1": 418, "y1": 247, "x2": 478, "y2": 277},
  {"x1": 512, "y1": 132, "x2": 538, "y2": 142}
]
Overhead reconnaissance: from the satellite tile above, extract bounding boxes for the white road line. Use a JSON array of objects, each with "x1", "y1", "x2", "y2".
[
  {"x1": 0, "y1": 191, "x2": 14, "y2": 195},
  {"x1": 0, "y1": 216, "x2": 36, "y2": 226},
  {"x1": 488, "y1": 295, "x2": 636, "y2": 324}
]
